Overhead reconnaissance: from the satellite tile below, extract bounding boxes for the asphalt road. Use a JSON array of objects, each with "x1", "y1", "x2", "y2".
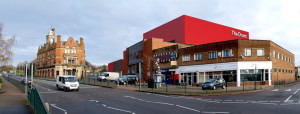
[{"x1": 10, "y1": 75, "x2": 300, "y2": 114}]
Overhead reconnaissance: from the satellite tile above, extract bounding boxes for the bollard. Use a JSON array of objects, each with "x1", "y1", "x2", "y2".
[{"x1": 166, "y1": 83, "x2": 168, "y2": 92}]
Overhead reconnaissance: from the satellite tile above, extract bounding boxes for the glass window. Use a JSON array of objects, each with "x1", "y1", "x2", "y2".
[
  {"x1": 209, "y1": 51, "x2": 217, "y2": 59},
  {"x1": 278, "y1": 53, "x2": 280, "y2": 59},
  {"x1": 182, "y1": 54, "x2": 190, "y2": 62},
  {"x1": 274, "y1": 68, "x2": 276, "y2": 72},
  {"x1": 240, "y1": 69, "x2": 263, "y2": 81},
  {"x1": 222, "y1": 49, "x2": 232, "y2": 57},
  {"x1": 257, "y1": 49, "x2": 264, "y2": 56},
  {"x1": 194, "y1": 53, "x2": 203, "y2": 60},
  {"x1": 282, "y1": 54, "x2": 284, "y2": 60},
  {"x1": 265, "y1": 69, "x2": 269, "y2": 81},
  {"x1": 273, "y1": 51, "x2": 276, "y2": 58},
  {"x1": 245, "y1": 49, "x2": 251, "y2": 56}
]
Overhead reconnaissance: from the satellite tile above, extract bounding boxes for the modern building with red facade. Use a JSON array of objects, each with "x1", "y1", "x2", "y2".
[{"x1": 143, "y1": 15, "x2": 249, "y2": 45}]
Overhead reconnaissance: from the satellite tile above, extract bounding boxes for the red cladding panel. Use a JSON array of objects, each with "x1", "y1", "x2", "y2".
[
  {"x1": 184, "y1": 15, "x2": 249, "y2": 45},
  {"x1": 108, "y1": 62, "x2": 114, "y2": 72},
  {"x1": 143, "y1": 15, "x2": 249, "y2": 45},
  {"x1": 143, "y1": 16, "x2": 185, "y2": 43}
]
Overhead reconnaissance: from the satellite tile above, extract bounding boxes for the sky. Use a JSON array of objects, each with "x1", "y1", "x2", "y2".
[{"x1": 1, "y1": 0, "x2": 300, "y2": 66}]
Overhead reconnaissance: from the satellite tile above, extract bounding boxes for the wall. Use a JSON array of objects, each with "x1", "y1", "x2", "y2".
[
  {"x1": 108, "y1": 62, "x2": 114, "y2": 72},
  {"x1": 143, "y1": 15, "x2": 249, "y2": 45},
  {"x1": 128, "y1": 41, "x2": 143, "y2": 65},
  {"x1": 122, "y1": 48, "x2": 129, "y2": 75}
]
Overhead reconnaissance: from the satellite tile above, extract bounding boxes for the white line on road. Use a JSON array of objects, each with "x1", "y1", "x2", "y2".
[
  {"x1": 101, "y1": 104, "x2": 135, "y2": 114},
  {"x1": 175, "y1": 105, "x2": 201, "y2": 113},
  {"x1": 285, "y1": 89, "x2": 291, "y2": 91},
  {"x1": 284, "y1": 95, "x2": 293, "y2": 102},
  {"x1": 272, "y1": 89, "x2": 279, "y2": 91},
  {"x1": 293, "y1": 89, "x2": 300, "y2": 94},
  {"x1": 223, "y1": 102, "x2": 248, "y2": 104},
  {"x1": 50, "y1": 104, "x2": 67, "y2": 114},
  {"x1": 202, "y1": 112, "x2": 229, "y2": 114}
]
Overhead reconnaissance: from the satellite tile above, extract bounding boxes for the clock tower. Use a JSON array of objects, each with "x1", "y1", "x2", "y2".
[{"x1": 46, "y1": 28, "x2": 55, "y2": 44}]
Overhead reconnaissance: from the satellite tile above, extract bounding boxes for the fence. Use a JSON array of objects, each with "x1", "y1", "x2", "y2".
[
  {"x1": 3, "y1": 76, "x2": 50, "y2": 114},
  {"x1": 78, "y1": 77, "x2": 118, "y2": 88}
]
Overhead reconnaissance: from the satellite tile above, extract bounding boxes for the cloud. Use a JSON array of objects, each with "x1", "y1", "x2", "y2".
[{"x1": 1, "y1": 0, "x2": 300, "y2": 66}]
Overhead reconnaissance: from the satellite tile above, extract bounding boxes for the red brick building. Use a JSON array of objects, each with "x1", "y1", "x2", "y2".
[{"x1": 36, "y1": 28, "x2": 85, "y2": 79}]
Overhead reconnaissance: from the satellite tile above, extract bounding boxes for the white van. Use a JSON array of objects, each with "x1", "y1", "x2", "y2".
[
  {"x1": 98, "y1": 72, "x2": 119, "y2": 81},
  {"x1": 56, "y1": 75, "x2": 79, "y2": 92}
]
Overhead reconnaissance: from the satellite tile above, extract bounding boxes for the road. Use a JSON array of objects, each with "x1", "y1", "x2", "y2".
[{"x1": 10, "y1": 75, "x2": 300, "y2": 114}]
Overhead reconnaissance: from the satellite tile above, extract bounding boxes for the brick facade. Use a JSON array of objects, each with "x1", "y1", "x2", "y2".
[{"x1": 36, "y1": 28, "x2": 85, "y2": 79}]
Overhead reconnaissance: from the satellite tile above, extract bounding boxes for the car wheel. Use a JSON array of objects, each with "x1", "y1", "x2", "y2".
[
  {"x1": 202, "y1": 88, "x2": 205, "y2": 90},
  {"x1": 213, "y1": 86, "x2": 216, "y2": 90},
  {"x1": 63, "y1": 87, "x2": 67, "y2": 92},
  {"x1": 56, "y1": 84, "x2": 59, "y2": 90},
  {"x1": 76, "y1": 88, "x2": 79, "y2": 92}
]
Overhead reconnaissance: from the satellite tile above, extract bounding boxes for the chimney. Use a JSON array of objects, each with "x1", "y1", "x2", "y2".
[
  {"x1": 76, "y1": 40, "x2": 78, "y2": 44},
  {"x1": 80, "y1": 37, "x2": 84, "y2": 48},
  {"x1": 57, "y1": 35, "x2": 61, "y2": 47},
  {"x1": 52, "y1": 28, "x2": 56, "y2": 35}
]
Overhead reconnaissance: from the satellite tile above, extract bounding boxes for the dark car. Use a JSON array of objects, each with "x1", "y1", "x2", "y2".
[
  {"x1": 117, "y1": 75, "x2": 138, "y2": 85},
  {"x1": 21, "y1": 78, "x2": 31, "y2": 86},
  {"x1": 117, "y1": 76, "x2": 128, "y2": 85},
  {"x1": 202, "y1": 78, "x2": 226, "y2": 90}
]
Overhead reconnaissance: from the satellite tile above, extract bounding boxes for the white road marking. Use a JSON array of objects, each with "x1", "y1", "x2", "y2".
[
  {"x1": 124, "y1": 96, "x2": 174, "y2": 106},
  {"x1": 235, "y1": 100, "x2": 244, "y2": 102},
  {"x1": 272, "y1": 89, "x2": 278, "y2": 91},
  {"x1": 101, "y1": 104, "x2": 135, "y2": 114},
  {"x1": 293, "y1": 89, "x2": 300, "y2": 94},
  {"x1": 175, "y1": 105, "x2": 201, "y2": 113},
  {"x1": 223, "y1": 102, "x2": 248, "y2": 103},
  {"x1": 202, "y1": 112, "x2": 229, "y2": 114},
  {"x1": 50, "y1": 104, "x2": 67, "y2": 114},
  {"x1": 257, "y1": 103, "x2": 277, "y2": 105},
  {"x1": 284, "y1": 95, "x2": 293, "y2": 102},
  {"x1": 270, "y1": 101, "x2": 280, "y2": 103},
  {"x1": 285, "y1": 89, "x2": 291, "y2": 91}
]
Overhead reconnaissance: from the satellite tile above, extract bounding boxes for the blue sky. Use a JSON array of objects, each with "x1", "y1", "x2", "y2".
[{"x1": 1, "y1": 0, "x2": 300, "y2": 66}]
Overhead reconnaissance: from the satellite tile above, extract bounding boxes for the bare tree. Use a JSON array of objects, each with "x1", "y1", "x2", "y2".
[{"x1": 0, "y1": 23, "x2": 16, "y2": 66}]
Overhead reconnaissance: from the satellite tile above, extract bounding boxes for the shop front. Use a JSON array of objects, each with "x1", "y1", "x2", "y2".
[{"x1": 179, "y1": 61, "x2": 272, "y2": 87}]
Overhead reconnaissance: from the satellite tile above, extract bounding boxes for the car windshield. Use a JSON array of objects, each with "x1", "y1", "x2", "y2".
[
  {"x1": 64, "y1": 77, "x2": 77, "y2": 82},
  {"x1": 205, "y1": 79, "x2": 216, "y2": 83}
]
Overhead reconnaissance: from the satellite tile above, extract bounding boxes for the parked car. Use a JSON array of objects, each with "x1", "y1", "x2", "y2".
[
  {"x1": 116, "y1": 76, "x2": 128, "y2": 85},
  {"x1": 202, "y1": 78, "x2": 226, "y2": 90},
  {"x1": 116, "y1": 75, "x2": 138, "y2": 85},
  {"x1": 21, "y1": 78, "x2": 31, "y2": 87},
  {"x1": 56, "y1": 75, "x2": 79, "y2": 92},
  {"x1": 97, "y1": 76, "x2": 106, "y2": 81}
]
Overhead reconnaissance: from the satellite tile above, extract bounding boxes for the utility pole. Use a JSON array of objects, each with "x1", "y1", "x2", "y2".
[
  {"x1": 25, "y1": 64, "x2": 28, "y2": 95},
  {"x1": 31, "y1": 63, "x2": 33, "y2": 88},
  {"x1": 139, "y1": 62, "x2": 141, "y2": 91}
]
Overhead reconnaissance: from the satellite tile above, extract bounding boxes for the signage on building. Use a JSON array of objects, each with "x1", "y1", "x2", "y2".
[
  {"x1": 153, "y1": 52, "x2": 177, "y2": 63},
  {"x1": 232, "y1": 30, "x2": 247, "y2": 38}
]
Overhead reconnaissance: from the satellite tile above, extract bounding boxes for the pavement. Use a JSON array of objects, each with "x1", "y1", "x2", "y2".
[{"x1": 0, "y1": 76, "x2": 33, "y2": 114}]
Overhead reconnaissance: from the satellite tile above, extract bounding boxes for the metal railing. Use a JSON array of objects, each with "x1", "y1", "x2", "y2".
[
  {"x1": 78, "y1": 77, "x2": 118, "y2": 88},
  {"x1": 3, "y1": 76, "x2": 50, "y2": 114}
]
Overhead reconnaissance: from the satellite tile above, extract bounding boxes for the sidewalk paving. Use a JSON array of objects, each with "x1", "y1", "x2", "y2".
[{"x1": 0, "y1": 77, "x2": 33, "y2": 114}]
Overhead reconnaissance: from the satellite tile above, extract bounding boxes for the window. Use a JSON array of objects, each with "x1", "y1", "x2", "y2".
[
  {"x1": 194, "y1": 53, "x2": 203, "y2": 61},
  {"x1": 222, "y1": 49, "x2": 232, "y2": 57},
  {"x1": 65, "y1": 50, "x2": 67, "y2": 53},
  {"x1": 245, "y1": 49, "x2": 251, "y2": 56},
  {"x1": 74, "y1": 50, "x2": 76, "y2": 54},
  {"x1": 257, "y1": 49, "x2": 264, "y2": 56},
  {"x1": 182, "y1": 54, "x2": 190, "y2": 62},
  {"x1": 209, "y1": 51, "x2": 217, "y2": 59},
  {"x1": 278, "y1": 53, "x2": 280, "y2": 59},
  {"x1": 282, "y1": 54, "x2": 284, "y2": 60},
  {"x1": 70, "y1": 40, "x2": 72, "y2": 44},
  {"x1": 273, "y1": 51, "x2": 276, "y2": 58},
  {"x1": 67, "y1": 50, "x2": 70, "y2": 53},
  {"x1": 278, "y1": 68, "x2": 281, "y2": 72},
  {"x1": 274, "y1": 68, "x2": 276, "y2": 72}
]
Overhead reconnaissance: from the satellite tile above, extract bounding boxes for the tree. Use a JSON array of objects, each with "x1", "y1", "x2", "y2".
[
  {"x1": 0, "y1": 23, "x2": 16, "y2": 66},
  {"x1": 101, "y1": 65, "x2": 107, "y2": 73}
]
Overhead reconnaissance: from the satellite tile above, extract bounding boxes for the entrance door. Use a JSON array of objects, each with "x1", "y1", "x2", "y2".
[{"x1": 188, "y1": 76, "x2": 192, "y2": 86}]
